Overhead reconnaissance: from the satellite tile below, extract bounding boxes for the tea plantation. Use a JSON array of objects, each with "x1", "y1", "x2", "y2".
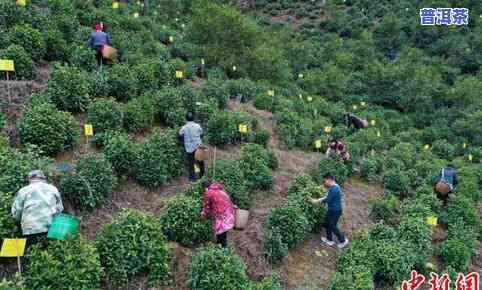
[{"x1": 0, "y1": 0, "x2": 480, "y2": 289}]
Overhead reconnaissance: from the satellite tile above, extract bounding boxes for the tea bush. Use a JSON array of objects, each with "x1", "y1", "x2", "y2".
[
  {"x1": 265, "y1": 203, "x2": 310, "y2": 249},
  {"x1": 252, "y1": 275, "x2": 282, "y2": 290},
  {"x1": 8, "y1": 24, "x2": 46, "y2": 61},
  {"x1": 107, "y1": 63, "x2": 139, "y2": 101},
  {"x1": 154, "y1": 87, "x2": 186, "y2": 127},
  {"x1": 104, "y1": 133, "x2": 140, "y2": 177},
  {"x1": 96, "y1": 209, "x2": 171, "y2": 286},
  {"x1": 264, "y1": 227, "x2": 289, "y2": 264},
  {"x1": 0, "y1": 191, "x2": 18, "y2": 238},
  {"x1": 135, "y1": 130, "x2": 184, "y2": 188},
  {"x1": 373, "y1": 239, "x2": 418, "y2": 286},
  {"x1": 239, "y1": 144, "x2": 274, "y2": 191},
  {"x1": 249, "y1": 128, "x2": 271, "y2": 147},
  {"x1": 199, "y1": 79, "x2": 230, "y2": 109},
  {"x1": 43, "y1": 26, "x2": 69, "y2": 62},
  {"x1": 205, "y1": 111, "x2": 237, "y2": 146},
  {"x1": 25, "y1": 237, "x2": 102, "y2": 290},
  {"x1": 370, "y1": 194, "x2": 398, "y2": 223},
  {"x1": 160, "y1": 196, "x2": 212, "y2": 247},
  {"x1": 328, "y1": 268, "x2": 374, "y2": 290},
  {"x1": 19, "y1": 103, "x2": 80, "y2": 156},
  {"x1": 441, "y1": 194, "x2": 478, "y2": 228},
  {"x1": 207, "y1": 159, "x2": 250, "y2": 209},
  {"x1": 187, "y1": 246, "x2": 250, "y2": 290},
  {"x1": 59, "y1": 153, "x2": 117, "y2": 211},
  {"x1": 383, "y1": 168, "x2": 411, "y2": 196},
  {"x1": 438, "y1": 238, "x2": 472, "y2": 273},
  {"x1": 253, "y1": 94, "x2": 274, "y2": 111},
  {"x1": 311, "y1": 156, "x2": 350, "y2": 185},
  {"x1": 68, "y1": 44, "x2": 97, "y2": 71},
  {"x1": 0, "y1": 45, "x2": 34, "y2": 80},
  {"x1": 360, "y1": 156, "x2": 383, "y2": 182},
  {"x1": 87, "y1": 98, "x2": 124, "y2": 133},
  {"x1": 124, "y1": 95, "x2": 155, "y2": 133},
  {"x1": 47, "y1": 64, "x2": 92, "y2": 112}
]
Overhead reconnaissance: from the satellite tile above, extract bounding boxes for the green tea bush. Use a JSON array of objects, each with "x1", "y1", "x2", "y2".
[
  {"x1": 43, "y1": 27, "x2": 69, "y2": 62},
  {"x1": 360, "y1": 156, "x2": 382, "y2": 182},
  {"x1": 154, "y1": 87, "x2": 186, "y2": 127},
  {"x1": 337, "y1": 233, "x2": 376, "y2": 272},
  {"x1": 373, "y1": 239, "x2": 418, "y2": 286},
  {"x1": 328, "y1": 267, "x2": 374, "y2": 290},
  {"x1": 187, "y1": 246, "x2": 250, "y2": 290},
  {"x1": 0, "y1": 191, "x2": 18, "y2": 238},
  {"x1": 199, "y1": 79, "x2": 230, "y2": 109},
  {"x1": 438, "y1": 238, "x2": 472, "y2": 273},
  {"x1": 441, "y1": 194, "x2": 478, "y2": 228},
  {"x1": 311, "y1": 156, "x2": 350, "y2": 186},
  {"x1": 0, "y1": 45, "x2": 34, "y2": 80},
  {"x1": 253, "y1": 94, "x2": 274, "y2": 111},
  {"x1": 205, "y1": 111, "x2": 236, "y2": 146},
  {"x1": 370, "y1": 194, "x2": 398, "y2": 223},
  {"x1": 8, "y1": 24, "x2": 46, "y2": 61},
  {"x1": 383, "y1": 168, "x2": 411, "y2": 196},
  {"x1": 225, "y1": 78, "x2": 261, "y2": 102},
  {"x1": 107, "y1": 63, "x2": 139, "y2": 101},
  {"x1": 87, "y1": 98, "x2": 124, "y2": 133},
  {"x1": 160, "y1": 196, "x2": 212, "y2": 247},
  {"x1": 398, "y1": 217, "x2": 432, "y2": 267},
  {"x1": 265, "y1": 203, "x2": 310, "y2": 249},
  {"x1": 25, "y1": 237, "x2": 102, "y2": 290},
  {"x1": 104, "y1": 133, "x2": 140, "y2": 177},
  {"x1": 19, "y1": 103, "x2": 80, "y2": 156},
  {"x1": 252, "y1": 275, "x2": 282, "y2": 290},
  {"x1": 96, "y1": 209, "x2": 171, "y2": 286},
  {"x1": 59, "y1": 153, "x2": 117, "y2": 211},
  {"x1": 264, "y1": 227, "x2": 289, "y2": 264},
  {"x1": 431, "y1": 139, "x2": 456, "y2": 160},
  {"x1": 124, "y1": 96, "x2": 155, "y2": 133},
  {"x1": 68, "y1": 44, "x2": 97, "y2": 71},
  {"x1": 249, "y1": 128, "x2": 271, "y2": 147},
  {"x1": 135, "y1": 130, "x2": 184, "y2": 188},
  {"x1": 207, "y1": 159, "x2": 250, "y2": 209},
  {"x1": 47, "y1": 64, "x2": 92, "y2": 112},
  {"x1": 239, "y1": 144, "x2": 274, "y2": 191}
]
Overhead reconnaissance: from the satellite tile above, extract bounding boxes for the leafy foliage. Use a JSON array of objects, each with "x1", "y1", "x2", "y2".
[
  {"x1": 123, "y1": 96, "x2": 155, "y2": 133},
  {"x1": 96, "y1": 209, "x2": 171, "y2": 286},
  {"x1": 8, "y1": 24, "x2": 46, "y2": 61},
  {"x1": 160, "y1": 196, "x2": 212, "y2": 247},
  {"x1": 19, "y1": 103, "x2": 80, "y2": 156},
  {"x1": 0, "y1": 45, "x2": 34, "y2": 80},
  {"x1": 87, "y1": 98, "x2": 124, "y2": 133},
  {"x1": 311, "y1": 156, "x2": 351, "y2": 185},
  {"x1": 104, "y1": 133, "x2": 140, "y2": 177},
  {"x1": 25, "y1": 237, "x2": 102, "y2": 290}
]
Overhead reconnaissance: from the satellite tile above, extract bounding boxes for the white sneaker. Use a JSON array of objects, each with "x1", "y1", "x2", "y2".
[
  {"x1": 321, "y1": 237, "x2": 335, "y2": 246},
  {"x1": 337, "y1": 238, "x2": 349, "y2": 249}
]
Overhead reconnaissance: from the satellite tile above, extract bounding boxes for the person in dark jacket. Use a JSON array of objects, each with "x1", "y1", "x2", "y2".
[
  {"x1": 86, "y1": 22, "x2": 111, "y2": 68},
  {"x1": 310, "y1": 173, "x2": 349, "y2": 249},
  {"x1": 326, "y1": 138, "x2": 351, "y2": 162},
  {"x1": 436, "y1": 164, "x2": 458, "y2": 193},
  {"x1": 344, "y1": 113, "x2": 368, "y2": 130}
]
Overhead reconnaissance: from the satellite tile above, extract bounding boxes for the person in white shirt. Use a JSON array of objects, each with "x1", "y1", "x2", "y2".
[{"x1": 179, "y1": 113, "x2": 205, "y2": 181}]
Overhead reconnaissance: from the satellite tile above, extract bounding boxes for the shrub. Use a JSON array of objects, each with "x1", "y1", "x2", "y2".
[
  {"x1": 253, "y1": 94, "x2": 274, "y2": 111},
  {"x1": 154, "y1": 88, "x2": 186, "y2": 127},
  {"x1": 370, "y1": 194, "x2": 398, "y2": 223},
  {"x1": 68, "y1": 44, "x2": 96, "y2": 71},
  {"x1": 373, "y1": 239, "x2": 418, "y2": 286},
  {"x1": 207, "y1": 159, "x2": 250, "y2": 209},
  {"x1": 398, "y1": 217, "x2": 432, "y2": 267},
  {"x1": 19, "y1": 103, "x2": 80, "y2": 156},
  {"x1": 124, "y1": 96, "x2": 155, "y2": 133},
  {"x1": 383, "y1": 168, "x2": 411, "y2": 196},
  {"x1": 311, "y1": 156, "x2": 350, "y2": 186},
  {"x1": 431, "y1": 139, "x2": 456, "y2": 160},
  {"x1": 199, "y1": 80, "x2": 230, "y2": 109},
  {"x1": 0, "y1": 45, "x2": 34, "y2": 80},
  {"x1": 338, "y1": 233, "x2": 376, "y2": 272},
  {"x1": 43, "y1": 27, "x2": 68, "y2": 62},
  {"x1": 441, "y1": 195, "x2": 478, "y2": 228},
  {"x1": 107, "y1": 63, "x2": 138, "y2": 101},
  {"x1": 135, "y1": 130, "x2": 184, "y2": 188},
  {"x1": 328, "y1": 268, "x2": 374, "y2": 290},
  {"x1": 252, "y1": 275, "x2": 282, "y2": 290},
  {"x1": 264, "y1": 227, "x2": 289, "y2": 263},
  {"x1": 239, "y1": 144, "x2": 274, "y2": 191},
  {"x1": 25, "y1": 237, "x2": 102, "y2": 290},
  {"x1": 205, "y1": 111, "x2": 236, "y2": 146},
  {"x1": 59, "y1": 153, "x2": 117, "y2": 211},
  {"x1": 104, "y1": 133, "x2": 140, "y2": 177},
  {"x1": 249, "y1": 128, "x2": 271, "y2": 147},
  {"x1": 187, "y1": 246, "x2": 250, "y2": 290},
  {"x1": 87, "y1": 98, "x2": 124, "y2": 133},
  {"x1": 9, "y1": 24, "x2": 46, "y2": 61},
  {"x1": 265, "y1": 203, "x2": 310, "y2": 249},
  {"x1": 96, "y1": 209, "x2": 171, "y2": 286},
  {"x1": 160, "y1": 196, "x2": 212, "y2": 247},
  {"x1": 0, "y1": 191, "x2": 18, "y2": 238},
  {"x1": 47, "y1": 64, "x2": 92, "y2": 112},
  {"x1": 360, "y1": 156, "x2": 382, "y2": 182},
  {"x1": 438, "y1": 238, "x2": 472, "y2": 273}
]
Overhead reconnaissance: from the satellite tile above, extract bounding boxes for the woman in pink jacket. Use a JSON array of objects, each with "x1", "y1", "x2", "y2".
[{"x1": 201, "y1": 180, "x2": 235, "y2": 247}]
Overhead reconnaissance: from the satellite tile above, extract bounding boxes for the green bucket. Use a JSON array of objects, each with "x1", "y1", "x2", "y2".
[{"x1": 47, "y1": 214, "x2": 80, "y2": 240}]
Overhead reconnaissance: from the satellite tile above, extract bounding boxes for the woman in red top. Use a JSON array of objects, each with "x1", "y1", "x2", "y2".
[
  {"x1": 326, "y1": 138, "x2": 351, "y2": 162},
  {"x1": 201, "y1": 180, "x2": 235, "y2": 247}
]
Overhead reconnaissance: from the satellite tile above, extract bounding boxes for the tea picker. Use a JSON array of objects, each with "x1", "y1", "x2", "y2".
[
  {"x1": 344, "y1": 113, "x2": 368, "y2": 130},
  {"x1": 179, "y1": 112, "x2": 206, "y2": 181},
  {"x1": 435, "y1": 164, "x2": 458, "y2": 200},
  {"x1": 86, "y1": 22, "x2": 116, "y2": 70}
]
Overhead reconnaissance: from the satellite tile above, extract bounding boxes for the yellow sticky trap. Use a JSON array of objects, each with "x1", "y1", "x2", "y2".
[
  {"x1": 238, "y1": 124, "x2": 248, "y2": 134},
  {"x1": 315, "y1": 250, "x2": 322, "y2": 257},
  {"x1": 314, "y1": 139, "x2": 322, "y2": 149},
  {"x1": 462, "y1": 142, "x2": 467, "y2": 149},
  {"x1": 267, "y1": 90, "x2": 275, "y2": 97},
  {"x1": 426, "y1": 216, "x2": 438, "y2": 226},
  {"x1": 353, "y1": 105, "x2": 358, "y2": 110},
  {"x1": 0, "y1": 59, "x2": 15, "y2": 71},
  {"x1": 169, "y1": 36, "x2": 174, "y2": 43},
  {"x1": 0, "y1": 239, "x2": 26, "y2": 257},
  {"x1": 194, "y1": 164, "x2": 200, "y2": 173},
  {"x1": 360, "y1": 101, "x2": 366, "y2": 106},
  {"x1": 307, "y1": 96, "x2": 313, "y2": 102},
  {"x1": 370, "y1": 120, "x2": 376, "y2": 126},
  {"x1": 181, "y1": 23, "x2": 185, "y2": 28},
  {"x1": 112, "y1": 2, "x2": 119, "y2": 8},
  {"x1": 468, "y1": 154, "x2": 473, "y2": 161},
  {"x1": 377, "y1": 131, "x2": 381, "y2": 138},
  {"x1": 133, "y1": 12, "x2": 139, "y2": 18},
  {"x1": 324, "y1": 126, "x2": 332, "y2": 133},
  {"x1": 298, "y1": 73, "x2": 304, "y2": 79},
  {"x1": 175, "y1": 70, "x2": 183, "y2": 79},
  {"x1": 201, "y1": 58, "x2": 205, "y2": 65},
  {"x1": 370, "y1": 149, "x2": 375, "y2": 156},
  {"x1": 424, "y1": 144, "x2": 430, "y2": 150},
  {"x1": 232, "y1": 66, "x2": 237, "y2": 71},
  {"x1": 84, "y1": 124, "x2": 93, "y2": 137},
  {"x1": 16, "y1": 0, "x2": 26, "y2": 6}
]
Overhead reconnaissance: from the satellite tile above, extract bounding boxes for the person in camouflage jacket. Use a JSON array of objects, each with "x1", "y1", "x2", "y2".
[{"x1": 11, "y1": 170, "x2": 63, "y2": 249}]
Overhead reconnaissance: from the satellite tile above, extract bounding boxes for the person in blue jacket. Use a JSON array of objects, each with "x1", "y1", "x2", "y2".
[
  {"x1": 86, "y1": 22, "x2": 111, "y2": 68},
  {"x1": 310, "y1": 173, "x2": 349, "y2": 249},
  {"x1": 435, "y1": 164, "x2": 458, "y2": 193}
]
